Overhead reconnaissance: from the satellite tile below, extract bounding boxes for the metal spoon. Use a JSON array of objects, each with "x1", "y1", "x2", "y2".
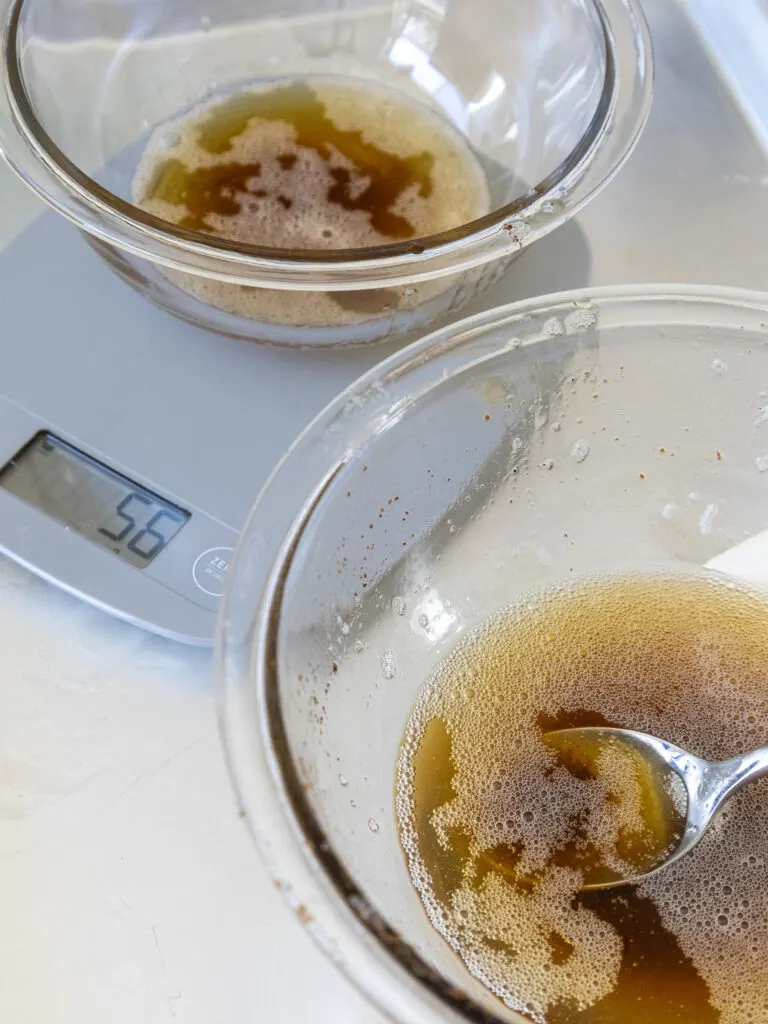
[{"x1": 548, "y1": 726, "x2": 768, "y2": 888}]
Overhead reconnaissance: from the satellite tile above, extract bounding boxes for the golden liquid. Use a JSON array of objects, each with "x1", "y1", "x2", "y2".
[
  {"x1": 396, "y1": 573, "x2": 768, "y2": 1024},
  {"x1": 134, "y1": 79, "x2": 488, "y2": 246}
]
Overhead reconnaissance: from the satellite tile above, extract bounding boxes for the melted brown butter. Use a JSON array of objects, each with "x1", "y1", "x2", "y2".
[
  {"x1": 397, "y1": 573, "x2": 768, "y2": 1022},
  {"x1": 144, "y1": 82, "x2": 434, "y2": 237}
]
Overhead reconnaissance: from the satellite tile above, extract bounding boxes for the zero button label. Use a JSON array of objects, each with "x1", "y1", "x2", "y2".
[{"x1": 192, "y1": 546, "x2": 234, "y2": 598}]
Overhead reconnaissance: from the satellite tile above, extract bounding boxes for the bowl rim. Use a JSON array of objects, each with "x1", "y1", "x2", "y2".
[
  {"x1": 217, "y1": 283, "x2": 768, "y2": 1024},
  {"x1": 0, "y1": 0, "x2": 653, "y2": 287}
]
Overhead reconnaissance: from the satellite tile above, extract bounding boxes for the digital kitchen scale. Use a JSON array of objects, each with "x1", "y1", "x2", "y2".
[
  {"x1": 0, "y1": 211, "x2": 386, "y2": 645},
  {"x1": 7, "y1": 0, "x2": 763, "y2": 648}
]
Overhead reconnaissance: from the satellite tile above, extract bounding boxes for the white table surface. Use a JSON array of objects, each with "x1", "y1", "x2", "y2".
[{"x1": 2, "y1": 2, "x2": 768, "y2": 1022}]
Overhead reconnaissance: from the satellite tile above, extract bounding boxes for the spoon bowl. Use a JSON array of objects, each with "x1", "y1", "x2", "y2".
[{"x1": 546, "y1": 726, "x2": 768, "y2": 888}]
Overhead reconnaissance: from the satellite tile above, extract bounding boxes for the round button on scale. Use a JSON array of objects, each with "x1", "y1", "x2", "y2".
[{"x1": 192, "y1": 546, "x2": 234, "y2": 598}]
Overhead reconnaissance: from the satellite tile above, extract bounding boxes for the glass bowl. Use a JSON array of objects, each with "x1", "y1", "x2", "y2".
[
  {"x1": 219, "y1": 285, "x2": 768, "y2": 1022},
  {"x1": 0, "y1": 0, "x2": 650, "y2": 347}
]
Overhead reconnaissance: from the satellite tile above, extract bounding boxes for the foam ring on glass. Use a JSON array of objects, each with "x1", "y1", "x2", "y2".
[
  {"x1": 0, "y1": 0, "x2": 651, "y2": 347},
  {"x1": 218, "y1": 286, "x2": 768, "y2": 1022}
]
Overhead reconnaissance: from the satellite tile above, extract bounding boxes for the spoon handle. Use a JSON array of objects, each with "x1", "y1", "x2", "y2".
[{"x1": 698, "y1": 748, "x2": 768, "y2": 825}]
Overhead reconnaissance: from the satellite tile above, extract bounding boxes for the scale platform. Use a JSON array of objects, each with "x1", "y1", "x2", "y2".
[{"x1": 0, "y1": 212, "x2": 387, "y2": 645}]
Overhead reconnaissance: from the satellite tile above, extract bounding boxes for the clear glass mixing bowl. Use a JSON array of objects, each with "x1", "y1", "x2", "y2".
[
  {"x1": 219, "y1": 285, "x2": 768, "y2": 1022},
  {"x1": 0, "y1": 0, "x2": 650, "y2": 347}
]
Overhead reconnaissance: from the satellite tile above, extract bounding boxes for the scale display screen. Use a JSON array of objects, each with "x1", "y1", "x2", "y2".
[{"x1": 0, "y1": 433, "x2": 189, "y2": 568}]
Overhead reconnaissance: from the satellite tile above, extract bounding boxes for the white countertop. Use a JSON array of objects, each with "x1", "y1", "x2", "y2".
[
  {"x1": 0, "y1": 559, "x2": 384, "y2": 1024},
  {"x1": 2, "y1": 2, "x2": 768, "y2": 1021}
]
